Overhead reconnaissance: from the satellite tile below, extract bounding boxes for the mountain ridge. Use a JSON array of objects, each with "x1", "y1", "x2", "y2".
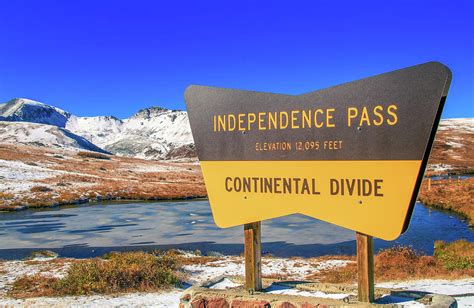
[
  {"x1": 0, "y1": 98, "x2": 194, "y2": 159},
  {"x1": 0, "y1": 98, "x2": 71, "y2": 127}
]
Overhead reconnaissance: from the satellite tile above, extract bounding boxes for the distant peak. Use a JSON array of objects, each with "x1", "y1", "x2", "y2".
[
  {"x1": 131, "y1": 106, "x2": 173, "y2": 119},
  {"x1": 14, "y1": 98, "x2": 44, "y2": 104},
  {"x1": 4, "y1": 98, "x2": 66, "y2": 112},
  {"x1": 141, "y1": 106, "x2": 168, "y2": 112},
  {"x1": 0, "y1": 97, "x2": 71, "y2": 127}
]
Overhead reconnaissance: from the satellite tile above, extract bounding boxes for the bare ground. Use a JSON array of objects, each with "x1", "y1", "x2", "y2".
[{"x1": 425, "y1": 121, "x2": 473, "y2": 176}]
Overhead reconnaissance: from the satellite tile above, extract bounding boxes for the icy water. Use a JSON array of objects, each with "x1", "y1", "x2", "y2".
[{"x1": 0, "y1": 200, "x2": 472, "y2": 260}]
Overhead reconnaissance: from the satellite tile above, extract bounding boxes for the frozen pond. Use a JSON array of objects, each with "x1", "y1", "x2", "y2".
[{"x1": 0, "y1": 200, "x2": 472, "y2": 259}]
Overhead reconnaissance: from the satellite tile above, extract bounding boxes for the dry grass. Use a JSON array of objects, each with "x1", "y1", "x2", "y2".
[
  {"x1": 8, "y1": 251, "x2": 182, "y2": 298},
  {"x1": 419, "y1": 178, "x2": 474, "y2": 224},
  {"x1": 308, "y1": 255, "x2": 355, "y2": 262},
  {"x1": 182, "y1": 256, "x2": 221, "y2": 266},
  {"x1": 0, "y1": 192, "x2": 14, "y2": 200},
  {"x1": 262, "y1": 272, "x2": 290, "y2": 280},
  {"x1": 316, "y1": 242, "x2": 474, "y2": 283},
  {"x1": 8, "y1": 275, "x2": 60, "y2": 298},
  {"x1": 0, "y1": 143, "x2": 206, "y2": 210}
]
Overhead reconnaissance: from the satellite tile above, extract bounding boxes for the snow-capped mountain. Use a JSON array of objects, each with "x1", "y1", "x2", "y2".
[
  {"x1": 0, "y1": 98, "x2": 71, "y2": 127},
  {"x1": 65, "y1": 115, "x2": 124, "y2": 146},
  {"x1": 0, "y1": 121, "x2": 108, "y2": 153},
  {"x1": 64, "y1": 107, "x2": 194, "y2": 159},
  {"x1": 0, "y1": 98, "x2": 194, "y2": 159}
]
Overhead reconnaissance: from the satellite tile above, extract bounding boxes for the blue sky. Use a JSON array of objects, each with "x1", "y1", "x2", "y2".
[{"x1": 0, "y1": 0, "x2": 472, "y2": 118}]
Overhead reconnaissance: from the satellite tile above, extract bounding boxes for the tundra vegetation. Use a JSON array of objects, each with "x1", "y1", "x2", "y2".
[
  {"x1": 6, "y1": 241, "x2": 473, "y2": 299},
  {"x1": 419, "y1": 177, "x2": 474, "y2": 225},
  {"x1": 8, "y1": 251, "x2": 182, "y2": 298},
  {"x1": 0, "y1": 144, "x2": 206, "y2": 211},
  {"x1": 317, "y1": 240, "x2": 474, "y2": 283}
]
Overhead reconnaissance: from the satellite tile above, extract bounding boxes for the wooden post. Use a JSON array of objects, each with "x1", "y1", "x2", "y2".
[
  {"x1": 244, "y1": 221, "x2": 262, "y2": 291},
  {"x1": 356, "y1": 232, "x2": 374, "y2": 302},
  {"x1": 427, "y1": 178, "x2": 431, "y2": 191}
]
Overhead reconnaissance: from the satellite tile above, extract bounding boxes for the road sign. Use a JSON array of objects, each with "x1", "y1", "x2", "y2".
[{"x1": 185, "y1": 62, "x2": 451, "y2": 240}]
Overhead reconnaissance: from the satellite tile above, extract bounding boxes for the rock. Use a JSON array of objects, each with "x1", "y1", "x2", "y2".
[
  {"x1": 230, "y1": 300, "x2": 270, "y2": 308},
  {"x1": 206, "y1": 298, "x2": 229, "y2": 308}
]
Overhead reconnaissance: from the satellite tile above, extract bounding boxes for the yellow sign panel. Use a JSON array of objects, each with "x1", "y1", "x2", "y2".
[
  {"x1": 201, "y1": 161, "x2": 420, "y2": 240},
  {"x1": 185, "y1": 62, "x2": 451, "y2": 240}
]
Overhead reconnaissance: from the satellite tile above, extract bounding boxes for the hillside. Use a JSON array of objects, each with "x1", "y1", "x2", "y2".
[
  {"x1": 0, "y1": 121, "x2": 108, "y2": 153},
  {"x1": 0, "y1": 143, "x2": 205, "y2": 211},
  {"x1": 426, "y1": 118, "x2": 473, "y2": 175}
]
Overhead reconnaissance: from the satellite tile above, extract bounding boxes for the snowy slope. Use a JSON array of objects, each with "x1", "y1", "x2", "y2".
[
  {"x1": 0, "y1": 121, "x2": 108, "y2": 153},
  {"x1": 427, "y1": 118, "x2": 473, "y2": 173},
  {"x1": 0, "y1": 98, "x2": 71, "y2": 127},
  {"x1": 126, "y1": 107, "x2": 193, "y2": 146},
  {"x1": 437, "y1": 118, "x2": 473, "y2": 134},
  {"x1": 66, "y1": 115, "x2": 124, "y2": 146},
  {"x1": 0, "y1": 98, "x2": 194, "y2": 159},
  {"x1": 65, "y1": 107, "x2": 194, "y2": 159}
]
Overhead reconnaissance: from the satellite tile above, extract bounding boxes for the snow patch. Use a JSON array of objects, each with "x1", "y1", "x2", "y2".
[
  {"x1": 377, "y1": 279, "x2": 474, "y2": 307},
  {"x1": 266, "y1": 283, "x2": 349, "y2": 300},
  {"x1": 183, "y1": 256, "x2": 351, "y2": 285},
  {"x1": 208, "y1": 278, "x2": 241, "y2": 289},
  {"x1": 0, "y1": 292, "x2": 182, "y2": 307},
  {"x1": 439, "y1": 118, "x2": 474, "y2": 134},
  {"x1": 427, "y1": 163, "x2": 453, "y2": 172},
  {"x1": 0, "y1": 159, "x2": 62, "y2": 193}
]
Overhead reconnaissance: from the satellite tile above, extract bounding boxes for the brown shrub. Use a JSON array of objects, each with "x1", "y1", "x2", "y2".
[
  {"x1": 60, "y1": 251, "x2": 182, "y2": 295},
  {"x1": 182, "y1": 256, "x2": 221, "y2": 266},
  {"x1": 8, "y1": 275, "x2": 60, "y2": 299},
  {"x1": 374, "y1": 246, "x2": 442, "y2": 280},
  {"x1": 8, "y1": 251, "x2": 182, "y2": 298},
  {"x1": 77, "y1": 151, "x2": 111, "y2": 160},
  {"x1": 434, "y1": 240, "x2": 474, "y2": 270},
  {"x1": 24, "y1": 161, "x2": 39, "y2": 166},
  {"x1": 30, "y1": 186, "x2": 53, "y2": 193},
  {"x1": 318, "y1": 244, "x2": 474, "y2": 283}
]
